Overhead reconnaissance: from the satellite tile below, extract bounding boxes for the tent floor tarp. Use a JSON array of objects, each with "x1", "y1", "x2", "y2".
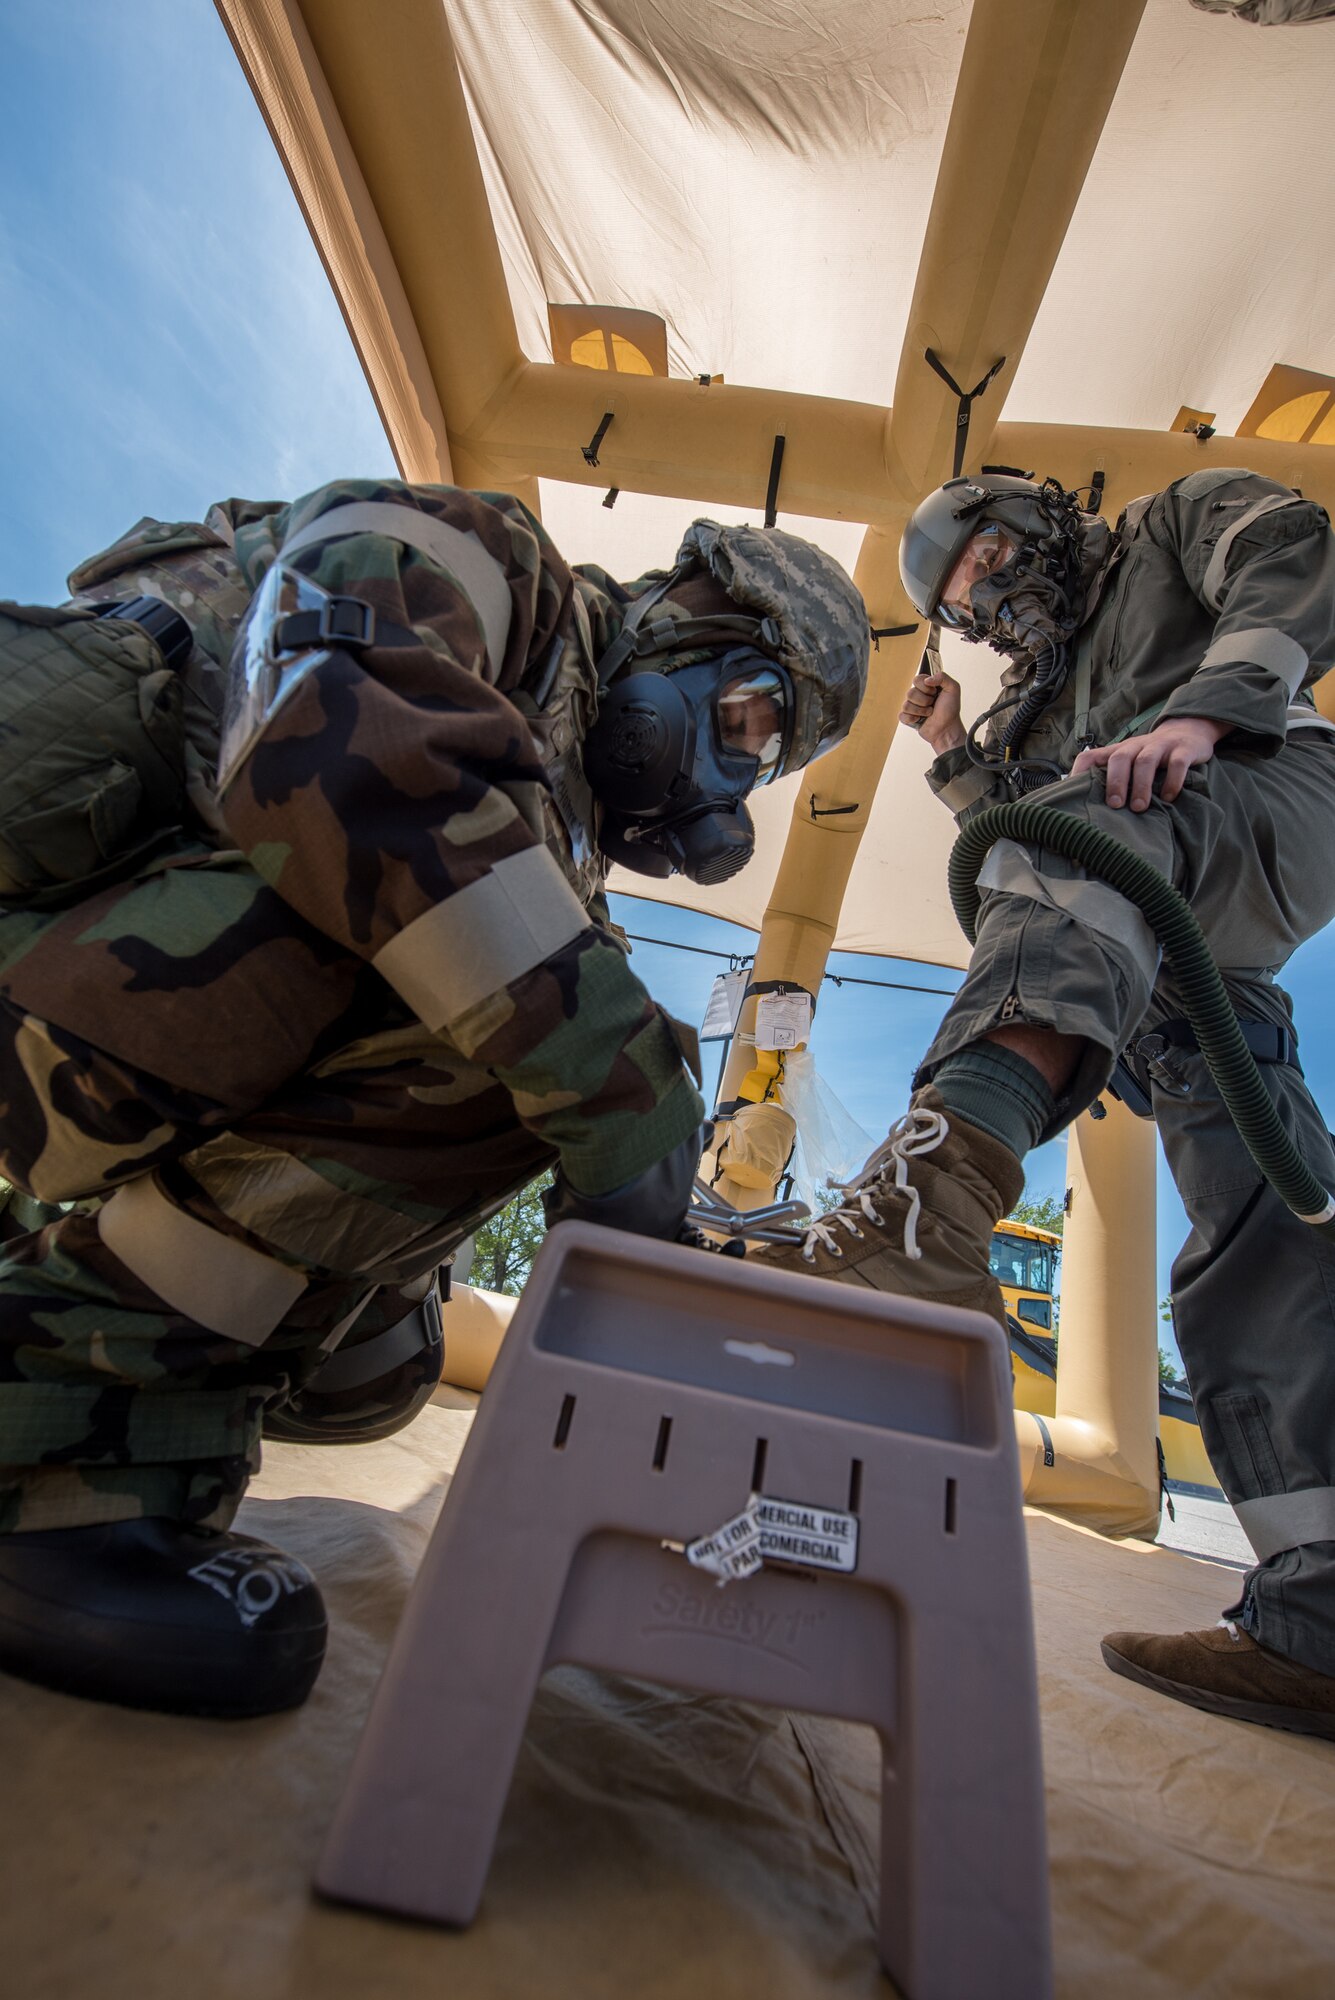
[{"x1": 6, "y1": 1398, "x2": 1334, "y2": 1999}]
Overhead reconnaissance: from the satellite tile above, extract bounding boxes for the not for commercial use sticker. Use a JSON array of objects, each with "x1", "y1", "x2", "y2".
[{"x1": 684, "y1": 1493, "x2": 859, "y2": 1584}]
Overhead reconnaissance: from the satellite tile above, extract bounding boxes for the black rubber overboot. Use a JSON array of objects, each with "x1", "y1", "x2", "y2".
[
  {"x1": 262, "y1": 1290, "x2": 444, "y2": 1446},
  {"x1": 0, "y1": 1518, "x2": 327, "y2": 1717}
]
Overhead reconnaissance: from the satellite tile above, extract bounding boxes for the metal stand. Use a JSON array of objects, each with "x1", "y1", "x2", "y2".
[{"x1": 317, "y1": 1223, "x2": 1052, "y2": 2000}]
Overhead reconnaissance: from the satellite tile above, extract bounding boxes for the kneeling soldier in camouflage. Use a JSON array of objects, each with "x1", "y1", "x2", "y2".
[{"x1": 0, "y1": 480, "x2": 868, "y2": 1716}]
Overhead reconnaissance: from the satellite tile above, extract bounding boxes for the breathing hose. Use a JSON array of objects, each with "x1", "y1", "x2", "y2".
[{"x1": 948, "y1": 801, "x2": 1335, "y2": 1232}]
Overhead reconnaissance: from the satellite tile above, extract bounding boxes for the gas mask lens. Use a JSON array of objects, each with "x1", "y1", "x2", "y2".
[
  {"x1": 716, "y1": 665, "x2": 788, "y2": 785},
  {"x1": 939, "y1": 522, "x2": 1021, "y2": 627}
]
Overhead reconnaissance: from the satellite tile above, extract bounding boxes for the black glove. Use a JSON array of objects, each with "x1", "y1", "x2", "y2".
[{"x1": 543, "y1": 1126, "x2": 707, "y2": 1242}]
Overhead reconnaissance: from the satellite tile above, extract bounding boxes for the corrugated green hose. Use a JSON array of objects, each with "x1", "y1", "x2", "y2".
[{"x1": 949, "y1": 802, "x2": 1335, "y2": 1230}]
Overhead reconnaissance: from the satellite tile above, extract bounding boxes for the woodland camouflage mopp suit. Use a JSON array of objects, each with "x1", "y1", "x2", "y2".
[
  {"x1": 754, "y1": 463, "x2": 1335, "y2": 1741},
  {"x1": 0, "y1": 478, "x2": 868, "y2": 1715}
]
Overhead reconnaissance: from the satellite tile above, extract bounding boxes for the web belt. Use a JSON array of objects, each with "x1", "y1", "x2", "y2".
[{"x1": 1108, "y1": 1014, "x2": 1301, "y2": 1119}]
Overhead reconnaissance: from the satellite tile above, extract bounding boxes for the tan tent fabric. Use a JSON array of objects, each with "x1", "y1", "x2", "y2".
[
  {"x1": 6, "y1": 1400, "x2": 1334, "y2": 1998},
  {"x1": 438, "y1": 0, "x2": 1335, "y2": 959}
]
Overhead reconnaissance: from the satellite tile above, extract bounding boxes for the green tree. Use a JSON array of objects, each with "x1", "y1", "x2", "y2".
[
  {"x1": 1006, "y1": 1193, "x2": 1064, "y2": 1237},
  {"x1": 1158, "y1": 1347, "x2": 1183, "y2": 1388},
  {"x1": 468, "y1": 1172, "x2": 553, "y2": 1296}
]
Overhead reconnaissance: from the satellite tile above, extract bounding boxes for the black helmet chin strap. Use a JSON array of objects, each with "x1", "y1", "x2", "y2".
[{"x1": 593, "y1": 565, "x2": 772, "y2": 690}]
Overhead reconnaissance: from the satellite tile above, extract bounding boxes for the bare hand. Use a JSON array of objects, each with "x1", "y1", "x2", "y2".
[
  {"x1": 900, "y1": 671, "x2": 965, "y2": 755},
  {"x1": 1070, "y1": 716, "x2": 1229, "y2": 810}
]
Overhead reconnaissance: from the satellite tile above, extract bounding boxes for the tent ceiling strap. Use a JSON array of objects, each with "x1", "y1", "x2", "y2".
[
  {"x1": 764, "y1": 433, "x2": 786, "y2": 528},
  {"x1": 809, "y1": 793, "x2": 859, "y2": 821},
  {"x1": 918, "y1": 343, "x2": 1014, "y2": 692},
  {"x1": 871, "y1": 622, "x2": 919, "y2": 650},
  {"x1": 743, "y1": 978, "x2": 816, "y2": 1002},
  {"x1": 582, "y1": 411, "x2": 614, "y2": 468},
  {"x1": 923, "y1": 348, "x2": 1007, "y2": 479}
]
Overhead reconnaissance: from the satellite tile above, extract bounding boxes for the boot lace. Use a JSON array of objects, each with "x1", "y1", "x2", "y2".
[{"x1": 794, "y1": 1106, "x2": 951, "y2": 1265}]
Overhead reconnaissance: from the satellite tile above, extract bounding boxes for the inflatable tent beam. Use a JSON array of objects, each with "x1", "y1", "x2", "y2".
[{"x1": 217, "y1": 2, "x2": 1335, "y2": 522}]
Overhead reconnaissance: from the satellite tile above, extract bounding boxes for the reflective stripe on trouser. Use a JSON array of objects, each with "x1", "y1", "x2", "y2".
[
  {"x1": 917, "y1": 736, "x2": 1335, "y2": 1138},
  {"x1": 0, "y1": 1006, "x2": 555, "y2": 1533},
  {"x1": 1151, "y1": 1030, "x2": 1335, "y2": 1677}
]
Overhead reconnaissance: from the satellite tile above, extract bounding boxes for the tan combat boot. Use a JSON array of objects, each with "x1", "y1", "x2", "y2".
[
  {"x1": 749, "y1": 1086, "x2": 1024, "y2": 1327},
  {"x1": 1101, "y1": 1620, "x2": 1335, "y2": 1740}
]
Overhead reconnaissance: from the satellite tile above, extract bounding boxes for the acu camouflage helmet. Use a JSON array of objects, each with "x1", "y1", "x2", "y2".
[{"x1": 674, "y1": 521, "x2": 870, "y2": 773}]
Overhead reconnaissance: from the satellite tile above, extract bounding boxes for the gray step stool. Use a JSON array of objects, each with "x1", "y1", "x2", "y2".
[{"x1": 317, "y1": 1222, "x2": 1052, "y2": 2000}]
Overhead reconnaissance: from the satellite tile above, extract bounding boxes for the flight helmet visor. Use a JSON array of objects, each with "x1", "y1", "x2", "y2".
[{"x1": 937, "y1": 522, "x2": 1024, "y2": 629}]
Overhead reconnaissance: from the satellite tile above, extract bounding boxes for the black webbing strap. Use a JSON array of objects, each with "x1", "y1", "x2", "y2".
[
  {"x1": 1032, "y1": 1413, "x2": 1055, "y2": 1469},
  {"x1": 742, "y1": 977, "x2": 815, "y2": 1003},
  {"x1": 1108, "y1": 1015, "x2": 1302, "y2": 1122},
  {"x1": 917, "y1": 348, "x2": 1006, "y2": 682},
  {"x1": 764, "y1": 435, "x2": 786, "y2": 529},
  {"x1": 1147, "y1": 1016, "x2": 1301, "y2": 1071},
  {"x1": 871, "y1": 622, "x2": 919, "y2": 651},
  {"x1": 273, "y1": 599, "x2": 420, "y2": 654},
  {"x1": 95, "y1": 595, "x2": 194, "y2": 671},
  {"x1": 923, "y1": 348, "x2": 1008, "y2": 480},
  {"x1": 582, "y1": 411, "x2": 614, "y2": 467}
]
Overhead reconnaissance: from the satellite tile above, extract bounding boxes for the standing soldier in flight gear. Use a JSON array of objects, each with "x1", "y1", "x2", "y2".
[
  {"x1": 756, "y1": 465, "x2": 1335, "y2": 1741},
  {"x1": 0, "y1": 478, "x2": 868, "y2": 1717}
]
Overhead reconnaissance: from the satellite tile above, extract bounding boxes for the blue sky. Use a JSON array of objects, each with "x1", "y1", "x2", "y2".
[{"x1": 5, "y1": 2, "x2": 1334, "y2": 1370}]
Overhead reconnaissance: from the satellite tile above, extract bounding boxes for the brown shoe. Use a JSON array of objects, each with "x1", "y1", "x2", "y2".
[
  {"x1": 748, "y1": 1087, "x2": 1023, "y2": 1327},
  {"x1": 1101, "y1": 1622, "x2": 1335, "y2": 1740}
]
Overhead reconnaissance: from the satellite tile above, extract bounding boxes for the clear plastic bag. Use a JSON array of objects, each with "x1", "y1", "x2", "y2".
[{"x1": 780, "y1": 1050, "x2": 875, "y2": 1213}]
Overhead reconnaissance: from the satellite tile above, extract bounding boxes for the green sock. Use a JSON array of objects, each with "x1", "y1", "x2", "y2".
[{"x1": 932, "y1": 1043, "x2": 1056, "y2": 1160}]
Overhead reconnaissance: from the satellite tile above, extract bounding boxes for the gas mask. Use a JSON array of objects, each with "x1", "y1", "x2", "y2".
[{"x1": 584, "y1": 649, "x2": 791, "y2": 885}]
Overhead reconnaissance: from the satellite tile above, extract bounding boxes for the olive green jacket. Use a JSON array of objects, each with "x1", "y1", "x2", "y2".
[{"x1": 928, "y1": 466, "x2": 1335, "y2": 822}]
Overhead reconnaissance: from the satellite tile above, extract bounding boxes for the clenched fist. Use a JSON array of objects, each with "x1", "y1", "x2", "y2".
[{"x1": 900, "y1": 671, "x2": 965, "y2": 755}]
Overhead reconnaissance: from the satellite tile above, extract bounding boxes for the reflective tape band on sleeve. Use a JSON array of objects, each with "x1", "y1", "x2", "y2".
[
  {"x1": 1198, "y1": 626, "x2": 1309, "y2": 696},
  {"x1": 97, "y1": 1176, "x2": 307, "y2": 1346},
  {"x1": 1286, "y1": 702, "x2": 1335, "y2": 738},
  {"x1": 1202, "y1": 494, "x2": 1308, "y2": 612},
  {"x1": 977, "y1": 838, "x2": 1161, "y2": 988},
  {"x1": 372, "y1": 844, "x2": 591, "y2": 1031},
  {"x1": 1234, "y1": 1487, "x2": 1335, "y2": 1563},
  {"x1": 935, "y1": 763, "x2": 999, "y2": 814},
  {"x1": 279, "y1": 502, "x2": 513, "y2": 680}
]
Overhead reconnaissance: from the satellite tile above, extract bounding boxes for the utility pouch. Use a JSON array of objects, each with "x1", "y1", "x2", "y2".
[{"x1": 0, "y1": 602, "x2": 188, "y2": 909}]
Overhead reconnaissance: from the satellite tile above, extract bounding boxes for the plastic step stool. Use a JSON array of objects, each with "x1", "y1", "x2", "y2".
[{"x1": 317, "y1": 1221, "x2": 1052, "y2": 2000}]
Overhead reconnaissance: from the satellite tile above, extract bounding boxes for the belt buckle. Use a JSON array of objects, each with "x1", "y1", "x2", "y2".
[{"x1": 317, "y1": 597, "x2": 377, "y2": 649}]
